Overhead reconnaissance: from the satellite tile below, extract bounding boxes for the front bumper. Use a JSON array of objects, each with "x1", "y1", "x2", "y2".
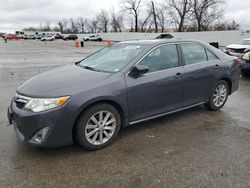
[{"x1": 7, "y1": 99, "x2": 74, "y2": 148}]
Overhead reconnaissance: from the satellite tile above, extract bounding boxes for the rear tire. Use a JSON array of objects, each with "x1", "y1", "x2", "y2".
[
  {"x1": 205, "y1": 80, "x2": 229, "y2": 111},
  {"x1": 75, "y1": 103, "x2": 121, "y2": 151}
]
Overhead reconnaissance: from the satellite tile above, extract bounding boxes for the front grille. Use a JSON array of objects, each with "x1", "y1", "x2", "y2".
[{"x1": 14, "y1": 94, "x2": 30, "y2": 109}]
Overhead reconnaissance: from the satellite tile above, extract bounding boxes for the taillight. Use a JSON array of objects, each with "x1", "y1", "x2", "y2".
[{"x1": 236, "y1": 58, "x2": 241, "y2": 64}]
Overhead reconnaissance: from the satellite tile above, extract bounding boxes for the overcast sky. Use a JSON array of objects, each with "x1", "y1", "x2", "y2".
[{"x1": 0, "y1": 0, "x2": 250, "y2": 33}]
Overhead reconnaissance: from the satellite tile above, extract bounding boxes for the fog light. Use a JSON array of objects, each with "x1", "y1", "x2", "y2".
[{"x1": 29, "y1": 127, "x2": 49, "y2": 144}]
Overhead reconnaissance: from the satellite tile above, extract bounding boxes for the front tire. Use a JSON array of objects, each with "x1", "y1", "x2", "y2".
[
  {"x1": 75, "y1": 103, "x2": 121, "y2": 150},
  {"x1": 205, "y1": 80, "x2": 229, "y2": 111}
]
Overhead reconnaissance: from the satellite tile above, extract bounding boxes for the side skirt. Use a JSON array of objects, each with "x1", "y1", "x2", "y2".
[{"x1": 129, "y1": 102, "x2": 205, "y2": 125}]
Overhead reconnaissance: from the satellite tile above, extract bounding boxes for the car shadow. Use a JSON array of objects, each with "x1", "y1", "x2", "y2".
[
  {"x1": 118, "y1": 105, "x2": 210, "y2": 139},
  {"x1": 17, "y1": 105, "x2": 211, "y2": 158},
  {"x1": 241, "y1": 76, "x2": 250, "y2": 81}
]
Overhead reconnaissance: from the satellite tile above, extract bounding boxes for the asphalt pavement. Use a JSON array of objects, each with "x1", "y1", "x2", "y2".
[{"x1": 0, "y1": 40, "x2": 250, "y2": 188}]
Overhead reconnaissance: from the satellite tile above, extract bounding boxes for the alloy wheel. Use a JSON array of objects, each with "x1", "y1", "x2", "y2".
[
  {"x1": 85, "y1": 110, "x2": 116, "y2": 145},
  {"x1": 213, "y1": 83, "x2": 228, "y2": 107}
]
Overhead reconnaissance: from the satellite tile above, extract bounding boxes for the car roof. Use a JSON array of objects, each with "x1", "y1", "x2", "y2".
[
  {"x1": 119, "y1": 39, "x2": 205, "y2": 46},
  {"x1": 119, "y1": 39, "x2": 233, "y2": 62}
]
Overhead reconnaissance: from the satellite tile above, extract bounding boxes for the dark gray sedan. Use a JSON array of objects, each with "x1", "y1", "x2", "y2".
[{"x1": 7, "y1": 39, "x2": 241, "y2": 150}]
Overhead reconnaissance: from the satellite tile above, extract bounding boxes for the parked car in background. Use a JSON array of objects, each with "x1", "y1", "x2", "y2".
[
  {"x1": 223, "y1": 39, "x2": 250, "y2": 57},
  {"x1": 24, "y1": 35, "x2": 36, "y2": 40},
  {"x1": 0, "y1": 35, "x2": 7, "y2": 43},
  {"x1": 7, "y1": 39, "x2": 240, "y2": 150},
  {"x1": 84, "y1": 35, "x2": 102, "y2": 41},
  {"x1": 54, "y1": 34, "x2": 63, "y2": 39},
  {"x1": 63, "y1": 35, "x2": 78, "y2": 40},
  {"x1": 240, "y1": 52, "x2": 250, "y2": 77},
  {"x1": 41, "y1": 35, "x2": 55, "y2": 41},
  {"x1": 0, "y1": 33, "x2": 5, "y2": 37},
  {"x1": 36, "y1": 34, "x2": 45, "y2": 40},
  {"x1": 5, "y1": 34, "x2": 22, "y2": 40},
  {"x1": 155, "y1": 33, "x2": 174, "y2": 39}
]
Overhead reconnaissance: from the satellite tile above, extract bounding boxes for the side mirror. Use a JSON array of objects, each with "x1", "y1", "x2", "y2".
[
  {"x1": 129, "y1": 65, "x2": 149, "y2": 78},
  {"x1": 242, "y1": 52, "x2": 250, "y2": 61}
]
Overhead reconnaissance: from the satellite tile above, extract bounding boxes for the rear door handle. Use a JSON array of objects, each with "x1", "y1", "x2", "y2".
[
  {"x1": 173, "y1": 72, "x2": 182, "y2": 78},
  {"x1": 213, "y1": 64, "x2": 219, "y2": 69}
]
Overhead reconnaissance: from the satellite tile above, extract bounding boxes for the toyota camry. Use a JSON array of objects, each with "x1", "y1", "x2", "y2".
[{"x1": 7, "y1": 39, "x2": 241, "y2": 150}]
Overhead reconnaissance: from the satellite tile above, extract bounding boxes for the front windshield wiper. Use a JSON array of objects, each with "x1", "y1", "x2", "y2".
[
  {"x1": 80, "y1": 65, "x2": 100, "y2": 72},
  {"x1": 76, "y1": 62, "x2": 114, "y2": 73}
]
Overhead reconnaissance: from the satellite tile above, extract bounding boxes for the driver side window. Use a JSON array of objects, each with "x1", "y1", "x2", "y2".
[{"x1": 139, "y1": 44, "x2": 179, "y2": 73}]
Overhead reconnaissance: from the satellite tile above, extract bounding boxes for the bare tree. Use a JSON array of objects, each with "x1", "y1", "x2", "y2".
[
  {"x1": 21, "y1": 0, "x2": 229, "y2": 33},
  {"x1": 156, "y1": 7, "x2": 167, "y2": 32},
  {"x1": 140, "y1": 1, "x2": 159, "y2": 33},
  {"x1": 92, "y1": 19, "x2": 98, "y2": 33},
  {"x1": 70, "y1": 18, "x2": 78, "y2": 33},
  {"x1": 151, "y1": 1, "x2": 158, "y2": 33},
  {"x1": 44, "y1": 21, "x2": 51, "y2": 31},
  {"x1": 96, "y1": 9, "x2": 109, "y2": 32},
  {"x1": 230, "y1": 20, "x2": 240, "y2": 30},
  {"x1": 53, "y1": 26, "x2": 60, "y2": 32},
  {"x1": 121, "y1": 0, "x2": 143, "y2": 32},
  {"x1": 191, "y1": 0, "x2": 224, "y2": 31},
  {"x1": 115, "y1": 15, "x2": 124, "y2": 32},
  {"x1": 23, "y1": 27, "x2": 38, "y2": 31},
  {"x1": 58, "y1": 19, "x2": 68, "y2": 33},
  {"x1": 129, "y1": 17, "x2": 134, "y2": 32},
  {"x1": 77, "y1": 17, "x2": 87, "y2": 33},
  {"x1": 39, "y1": 23, "x2": 44, "y2": 31},
  {"x1": 139, "y1": 8, "x2": 152, "y2": 32},
  {"x1": 85, "y1": 19, "x2": 91, "y2": 33},
  {"x1": 58, "y1": 21, "x2": 64, "y2": 33},
  {"x1": 214, "y1": 20, "x2": 240, "y2": 31},
  {"x1": 38, "y1": 21, "x2": 51, "y2": 31},
  {"x1": 111, "y1": 8, "x2": 124, "y2": 32},
  {"x1": 86, "y1": 18, "x2": 98, "y2": 33},
  {"x1": 167, "y1": 0, "x2": 191, "y2": 32}
]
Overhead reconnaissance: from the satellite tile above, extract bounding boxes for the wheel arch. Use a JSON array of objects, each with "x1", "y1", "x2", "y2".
[
  {"x1": 72, "y1": 98, "x2": 128, "y2": 141},
  {"x1": 221, "y1": 77, "x2": 232, "y2": 95}
]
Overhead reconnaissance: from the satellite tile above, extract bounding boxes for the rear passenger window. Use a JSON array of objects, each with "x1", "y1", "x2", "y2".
[
  {"x1": 180, "y1": 43, "x2": 207, "y2": 65},
  {"x1": 206, "y1": 49, "x2": 218, "y2": 61}
]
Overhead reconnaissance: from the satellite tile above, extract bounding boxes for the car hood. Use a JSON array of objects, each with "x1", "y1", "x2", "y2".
[
  {"x1": 226, "y1": 44, "x2": 250, "y2": 49},
  {"x1": 17, "y1": 65, "x2": 111, "y2": 97}
]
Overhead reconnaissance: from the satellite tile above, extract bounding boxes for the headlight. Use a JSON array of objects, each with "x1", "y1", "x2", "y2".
[{"x1": 25, "y1": 96, "x2": 70, "y2": 112}]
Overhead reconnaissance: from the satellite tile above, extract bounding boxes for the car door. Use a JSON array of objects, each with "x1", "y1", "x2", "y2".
[
  {"x1": 125, "y1": 44, "x2": 185, "y2": 123},
  {"x1": 179, "y1": 42, "x2": 222, "y2": 106}
]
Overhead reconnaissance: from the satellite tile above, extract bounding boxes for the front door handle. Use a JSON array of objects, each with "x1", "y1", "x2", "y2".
[{"x1": 173, "y1": 72, "x2": 182, "y2": 78}]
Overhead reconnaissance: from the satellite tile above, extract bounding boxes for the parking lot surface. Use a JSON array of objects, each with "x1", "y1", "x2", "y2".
[{"x1": 0, "y1": 40, "x2": 250, "y2": 188}]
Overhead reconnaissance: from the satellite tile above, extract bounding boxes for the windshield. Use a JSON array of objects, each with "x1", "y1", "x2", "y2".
[
  {"x1": 238, "y1": 40, "x2": 250, "y2": 45},
  {"x1": 79, "y1": 43, "x2": 144, "y2": 73}
]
